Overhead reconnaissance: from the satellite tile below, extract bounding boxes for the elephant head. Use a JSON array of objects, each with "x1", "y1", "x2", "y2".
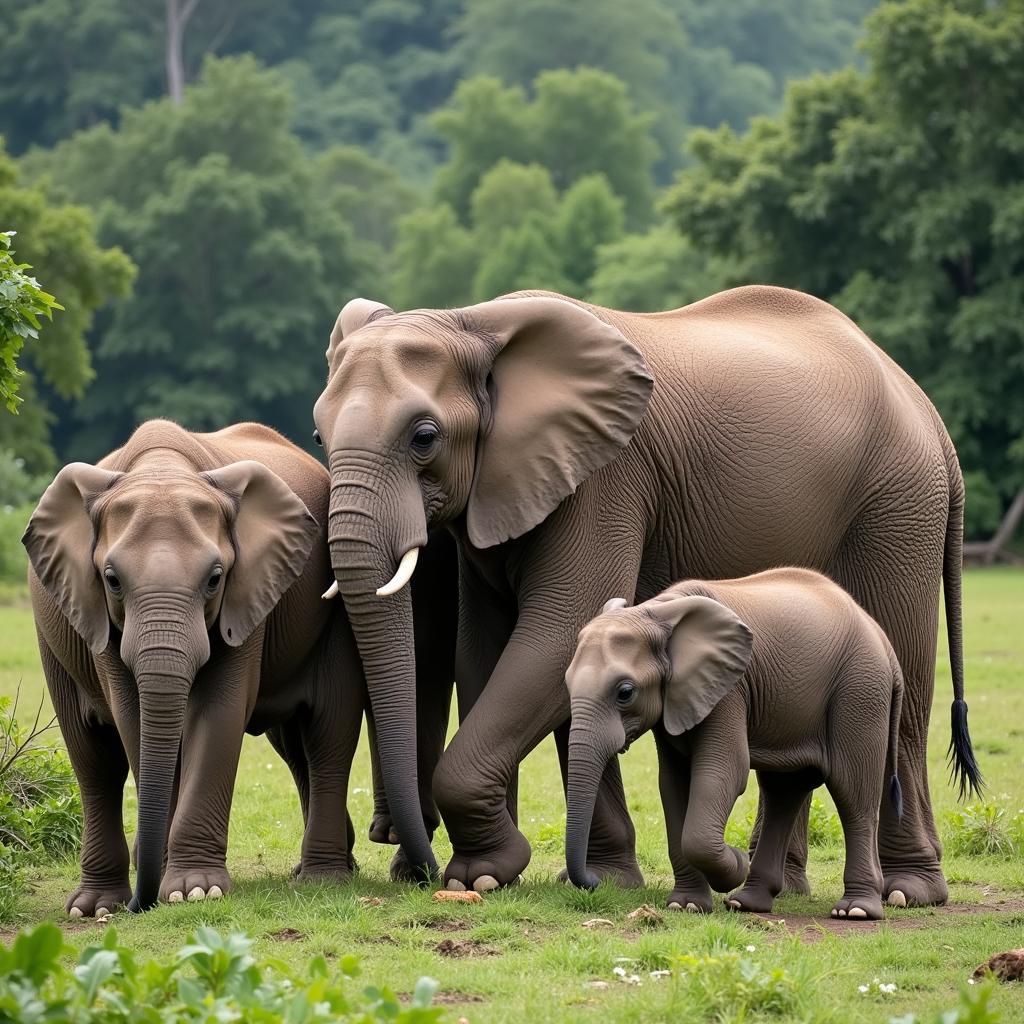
[
  {"x1": 313, "y1": 294, "x2": 653, "y2": 880},
  {"x1": 562, "y1": 594, "x2": 752, "y2": 889},
  {"x1": 23, "y1": 458, "x2": 317, "y2": 910}
]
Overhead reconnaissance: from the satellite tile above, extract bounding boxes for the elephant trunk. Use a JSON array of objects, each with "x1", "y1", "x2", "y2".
[
  {"x1": 122, "y1": 596, "x2": 207, "y2": 912},
  {"x1": 565, "y1": 703, "x2": 625, "y2": 890},
  {"x1": 328, "y1": 452, "x2": 435, "y2": 882}
]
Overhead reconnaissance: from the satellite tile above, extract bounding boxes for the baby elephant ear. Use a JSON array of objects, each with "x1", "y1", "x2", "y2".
[
  {"x1": 602, "y1": 597, "x2": 629, "y2": 614},
  {"x1": 327, "y1": 298, "x2": 394, "y2": 363},
  {"x1": 649, "y1": 595, "x2": 753, "y2": 736},
  {"x1": 22, "y1": 463, "x2": 123, "y2": 654},
  {"x1": 202, "y1": 461, "x2": 320, "y2": 648}
]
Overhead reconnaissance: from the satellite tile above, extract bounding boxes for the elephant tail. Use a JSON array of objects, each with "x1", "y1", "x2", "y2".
[
  {"x1": 940, "y1": 433, "x2": 983, "y2": 801},
  {"x1": 886, "y1": 652, "x2": 904, "y2": 822}
]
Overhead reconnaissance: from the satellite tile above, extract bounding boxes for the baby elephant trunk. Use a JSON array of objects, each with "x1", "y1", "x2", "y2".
[{"x1": 564, "y1": 703, "x2": 626, "y2": 890}]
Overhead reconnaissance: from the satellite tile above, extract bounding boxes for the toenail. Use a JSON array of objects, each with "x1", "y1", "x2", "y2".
[
  {"x1": 208, "y1": 885, "x2": 223, "y2": 899},
  {"x1": 95, "y1": 906, "x2": 111, "y2": 918},
  {"x1": 187, "y1": 887, "x2": 205, "y2": 902},
  {"x1": 685, "y1": 902, "x2": 700, "y2": 913},
  {"x1": 848, "y1": 907, "x2": 868, "y2": 919},
  {"x1": 473, "y1": 875, "x2": 500, "y2": 893},
  {"x1": 446, "y1": 879, "x2": 466, "y2": 891},
  {"x1": 887, "y1": 890, "x2": 907, "y2": 908},
  {"x1": 667, "y1": 901, "x2": 682, "y2": 910},
  {"x1": 169, "y1": 891, "x2": 184, "y2": 903},
  {"x1": 69, "y1": 907, "x2": 83, "y2": 919}
]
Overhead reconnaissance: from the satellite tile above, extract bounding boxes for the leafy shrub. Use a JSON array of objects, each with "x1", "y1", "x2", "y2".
[
  {"x1": 944, "y1": 802, "x2": 1023, "y2": 858},
  {"x1": 0, "y1": 924, "x2": 445, "y2": 1023},
  {"x1": 0, "y1": 693, "x2": 82, "y2": 921},
  {"x1": 807, "y1": 796, "x2": 843, "y2": 848},
  {"x1": 671, "y1": 948, "x2": 803, "y2": 1017}
]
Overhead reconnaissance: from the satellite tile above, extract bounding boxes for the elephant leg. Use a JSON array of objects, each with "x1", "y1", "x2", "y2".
[
  {"x1": 162, "y1": 655, "x2": 252, "y2": 903},
  {"x1": 655, "y1": 734, "x2": 711, "y2": 912},
  {"x1": 554, "y1": 722, "x2": 642, "y2": 886},
  {"x1": 40, "y1": 641, "x2": 131, "y2": 918},
  {"x1": 749, "y1": 792, "x2": 811, "y2": 895},
  {"x1": 832, "y1": 503, "x2": 947, "y2": 907},
  {"x1": 679, "y1": 720, "x2": 751, "y2": 895},
  {"x1": 266, "y1": 721, "x2": 310, "y2": 825},
  {"x1": 730, "y1": 770, "x2": 818, "y2": 913},
  {"x1": 827, "y1": 772, "x2": 885, "y2": 921}
]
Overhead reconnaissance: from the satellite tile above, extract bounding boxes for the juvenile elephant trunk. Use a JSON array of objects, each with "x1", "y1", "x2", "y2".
[
  {"x1": 565, "y1": 704, "x2": 625, "y2": 890},
  {"x1": 328, "y1": 454, "x2": 435, "y2": 881},
  {"x1": 128, "y1": 679, "x2": 190, "y2": 912}
]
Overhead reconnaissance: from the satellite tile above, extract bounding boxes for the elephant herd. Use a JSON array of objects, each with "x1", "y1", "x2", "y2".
[{"x1": 23, "y1": 285, "x2": 981, "y2": 919}]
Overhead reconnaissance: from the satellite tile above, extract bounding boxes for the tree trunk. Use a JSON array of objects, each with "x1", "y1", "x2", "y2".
[{"x1": 165, "y1": 0, "x2": 202, "y2": 104}]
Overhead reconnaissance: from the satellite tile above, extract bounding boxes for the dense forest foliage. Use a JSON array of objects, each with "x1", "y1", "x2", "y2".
[{"x1": 0, "y1": 0, "x2": 1020, "y2": 538}]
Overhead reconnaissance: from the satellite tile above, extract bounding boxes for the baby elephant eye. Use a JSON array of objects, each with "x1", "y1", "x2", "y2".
[
  {"x1": 615, "y1": 681, "x2": 637, "y2": 707},
  {"x1": 312, "y1": 428, "x2": 323, "y2": 447},
  {"x1": 103, "y1": 569, "x2": 122, "y2": 593},
  {"x1": 207, "y1": 568, "x2": 224, "y2": 592}
]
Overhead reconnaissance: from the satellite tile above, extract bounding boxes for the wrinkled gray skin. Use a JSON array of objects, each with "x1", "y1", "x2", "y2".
[
  {"x1": 313, "y1": 285, "x2": 976, "y2": 903},
  {"x1": 24, "y1": 420, "x2": 370, "y2": 914},
  {"x1": 564, "y1": 569, "x2": 909, "y2": 921}
]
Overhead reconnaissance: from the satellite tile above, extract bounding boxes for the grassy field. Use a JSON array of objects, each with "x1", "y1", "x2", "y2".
[{"x1": 1, "y1": 569, "x2": 1023, "y2": 1022}]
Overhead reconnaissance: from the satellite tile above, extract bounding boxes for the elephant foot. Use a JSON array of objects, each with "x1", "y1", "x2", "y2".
[
  {"x1": 444, "y1": 826, "x2": 531, "y2": 893},
  {"x1": 294, "y1": 861, "x2": 355, "y2": 885},
  {"x1": 160, "y1": 865, "x2": 231, "y2": 904},
  {"x1": 667, "y1": 883, "x2": 713, "y2": 914},
  {"x1": 831, "y1": 894, "x2": 884, "y2": 920},
  {"x1": 882, "y1": 866, "x2": 947, "y2": 908},
  {"x1": 556, "y1": 857, "x2": 644, "y2": 889},
  {"x1": 368, "y1": 812, "x2": 398, "y2": 845},
  {"x1": 725, "y1": 882, "x2": 776, "y2": 914},
  {"x1": 702, "y1": 846, "x2": 750, "y2": 894},
  {"x1": 67, "y1": 880, "x2": 132, "y2": 919},
  {"x1": 781, "y1": 866, "x2": 811, "y2": 896}
]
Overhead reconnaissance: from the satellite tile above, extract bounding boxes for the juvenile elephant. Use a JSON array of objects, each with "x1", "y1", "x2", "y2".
[
  {"x1": 313, "y1": 285, "x2": 979, "y2": 902},
  {"x1": 564, "y1": 569, "x2": 905, "y2": 920},
  {"x1": 24, "y1": 419, "x2": 369, "y2": 914}
]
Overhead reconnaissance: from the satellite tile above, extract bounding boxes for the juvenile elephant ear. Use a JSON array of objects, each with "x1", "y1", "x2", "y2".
[
  {"x1": 462, "y1": 296, "x2": 654, "y2": 549},
  {"x1": 202, "y1": 461, "x2": 320, "y2": 648},
  {"x1": 22, "y1": 464, "x2": 123, "y2": 654},
  {"x1": 649, "y1": 595, "x2": 753, "y2": 736},
  {"x1": 327, "y1": 298, "x2": 394, "y2": 363}
]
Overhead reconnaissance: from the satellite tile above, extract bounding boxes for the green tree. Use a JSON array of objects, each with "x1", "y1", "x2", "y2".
[
  {"x1": 665, "y1": 0, "x2": 1024, "y2": 535},
  {"x1": 469, "y1": 161, "x2": 559, "y2": 241},
  {"x1": 555, "y1": 175, "x2": 624, "y2": 291},
  {"x1": 0, "y1": 141, "x2": 133, "y2": 471},
  {"x1": 389, "y1": 204, "x2": 477, "y2": 309},
  {"x1": 28, "y1": 56, "x2": 367, "y2": 460},
  {"x1": 472, "y1": 219, "x2": 569, "y2": 301}
]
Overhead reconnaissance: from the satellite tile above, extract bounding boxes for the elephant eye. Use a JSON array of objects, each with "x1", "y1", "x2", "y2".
[
  {"x1": 103, "y1": 568, "x2": 122, "y2": 593},
  {"x1": 207, "y1": 568, "x2": 224, "y2": 592},
  {"x1": 615, "y1": 681, "x2": 637, "y2": 707},
  {"x1": 411, "y1": 424, "x2": 439, "y2": 453},
  {"x1": 313, "y1": 428, "x2": 323, "y2": 447}
]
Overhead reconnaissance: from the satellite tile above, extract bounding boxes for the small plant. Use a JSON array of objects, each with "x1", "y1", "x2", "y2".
[
  {"x1": 944, "y1": 803, "x2": 1019, "y2": 857},
  {"x1": 0, "y1": 923, "x2": 445, "y2": 1023},
  {"x1": 889, "y1": 979, "x2": 999, "y2": 1024},
  {"x1": 807, "y1": 796, "x2": 843, "y2": 848},
  {"x1": 671, "y1": 947, "x2": 802, "y2": 1017},
  {"x1": 0, "y1": 691, "x2": 82, "y2": 921}
]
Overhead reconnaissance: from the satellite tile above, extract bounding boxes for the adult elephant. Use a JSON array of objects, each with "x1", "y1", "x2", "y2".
[
  {"x1": 23, "y1": 419, "x2": 454, "y2": 913},
  {"x1": 313, "y1": 286, "x2": 980, "y2": 904}
]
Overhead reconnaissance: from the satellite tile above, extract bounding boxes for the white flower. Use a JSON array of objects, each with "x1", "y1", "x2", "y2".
[
  {"x1": 745, "y1": 945, "x2": 756, "y2": 952},
  {"x1": 859, "y1": 985, "x2": 869, "y2": 994},
  {"x1": 880, "y1": 983, "x2": 897, "y2": 994},
  {"x1": 266, "y1": 763, "x2": 273, "y2": 770},
  {"x1": 613, "y1": 966, "x2": 627, "y2": 977},
  {"x1": 968, "y1": 979, "x2": 976, "y2": 986}
]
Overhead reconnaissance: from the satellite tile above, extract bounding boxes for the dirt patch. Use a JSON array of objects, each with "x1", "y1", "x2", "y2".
[
  {"x1": 434, "y1": 938, "x2": 500, "y2": 958},
  {"x1": 745, "y1": 899, "x2": 1024, "y2": 943},
  {"x1": 426, "y1": 918, "x2": 469, "y2": 932},
  {"x1": 268, "y1": 927, "x2": 305, "y2": 942},
  {"x1": 398, "y1": 991, "x2": 485, "y2": 1005}
]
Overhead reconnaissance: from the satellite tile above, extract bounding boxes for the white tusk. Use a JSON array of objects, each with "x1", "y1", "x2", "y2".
[
  {"x1": 322, "y1": 580, "x2": 340, "y2": 600},
  {"x1": 375, "y1": 547, "x2": 420, "y2": 597}
]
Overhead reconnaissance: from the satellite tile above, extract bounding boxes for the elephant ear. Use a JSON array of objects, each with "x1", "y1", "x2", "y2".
[
  {"x1": 327, "y1": 298, "x2": 394, "y2": 363},
  {"x1": 202, "y1": 461, "x2": 320, "y2": 648},
  {"x1": 649, "y1": 595, "x2": 753, "y2": 736},
  {"x1": 462, "y1": 296, "x2": 654, "y2": 549},
  {"x1": 22, "y1": 463, "x2": 123, "y2": 654}
]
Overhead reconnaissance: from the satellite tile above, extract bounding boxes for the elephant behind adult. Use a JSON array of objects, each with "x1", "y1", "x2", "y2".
[
  {"x1": 313, "y1": 285, "x2": 979, "y2": 904},
  {"x1": 25, "y1": 419, "x2": 369, "y2": 914}
]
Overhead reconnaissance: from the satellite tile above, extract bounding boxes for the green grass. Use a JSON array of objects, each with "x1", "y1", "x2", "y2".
[{"x1": 2, "y1": 569, "x2": 1023, "y2": 1022}]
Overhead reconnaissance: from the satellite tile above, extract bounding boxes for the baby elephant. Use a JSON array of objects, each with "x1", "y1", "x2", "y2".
[{"x1": 564, "y1": 567, "x2": 903, "y2": 920}]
